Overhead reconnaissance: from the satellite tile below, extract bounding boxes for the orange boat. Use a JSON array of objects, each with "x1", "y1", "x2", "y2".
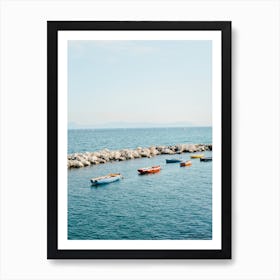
[
  {"x1": 138, "y1": 165, "x2": 161, "y2": 175},
  {"x1": 180, "y1": 160, "x2": 192, "y2": 167}
]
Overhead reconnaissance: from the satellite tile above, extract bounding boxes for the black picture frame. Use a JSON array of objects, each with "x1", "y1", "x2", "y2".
[{"x1": 47, "y1": 21, "x2": 231, "y2": 259}]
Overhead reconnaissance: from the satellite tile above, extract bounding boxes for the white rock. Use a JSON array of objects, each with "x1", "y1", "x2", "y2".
[
  {"x1": 132, "y1": 150, "x2": 140, "y2": 158},
  {"x1": 113, "y1": 151, "x2": 122, "y2": 160},
  {"x1": 139, "y1": 148, "x2": 151, "y2": 157},
  {"x1": 186, "y1": 144, "x2": 197, "y2": 152},
  {"x1": 81, "y1": 159, "x2": 91, "y2": 166},
  {"x1": 89, "y1": 156, "x2": 98, "y2": 163},
  {"x1": 72, "y1": 160, "x2": 84, "y2": 168},
  {"x1": 162, "y1": 148, "x2": 174, "y2": 154},
  {"x1": 118, "y1": 157, "x2": 126, "y2": 161}
]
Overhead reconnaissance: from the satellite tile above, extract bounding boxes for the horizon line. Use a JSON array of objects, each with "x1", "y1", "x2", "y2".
[{"x1": 68, "y1": 126, "x2": 212, "y2": 130}]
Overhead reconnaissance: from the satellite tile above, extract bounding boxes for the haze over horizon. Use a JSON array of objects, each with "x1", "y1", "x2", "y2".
[
  {"x1": 68, "y1": 121, "x2": 212, "y2": 129},
  {"x1": 68, "y1": 40, "x2": 212, "y2": 127}
]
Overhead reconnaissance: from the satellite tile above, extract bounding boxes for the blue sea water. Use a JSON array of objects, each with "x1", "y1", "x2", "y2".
[
  {"x1": 68, "y1": 127, "x2": 212, "y2": 154},
  {"x1": 68, "y1": 127, "x2": 212, "y2": 240}
]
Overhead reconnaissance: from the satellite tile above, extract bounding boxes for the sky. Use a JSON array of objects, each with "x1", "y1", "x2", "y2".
[{"x1": 68, "y1": 40, "x2": 212, "y2": 128}]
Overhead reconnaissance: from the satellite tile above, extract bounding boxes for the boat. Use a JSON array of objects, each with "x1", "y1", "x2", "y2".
[
  {"x1": 137, "y1": 165, "x2": 161, "y2": 175},
  {"x1": 200, "y1": 157, "x2": 212, "y2": 162},
  {"x1": 90, "y1": 173, "x2": 122, "y2": 185},
  {"x1": 190, "y1": 154, "x2": 205, "y2": 159},
  {"x1": 166, "y1": 158, "x2": 182, "y2": 163},
  {"x1": 180, "y1": 160, "x2": 192, "y2": 167}
]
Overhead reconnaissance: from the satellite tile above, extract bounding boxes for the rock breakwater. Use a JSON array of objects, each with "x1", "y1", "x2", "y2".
[{"x1": 68, "y1": 144, "x2": 212, "y2": 169}]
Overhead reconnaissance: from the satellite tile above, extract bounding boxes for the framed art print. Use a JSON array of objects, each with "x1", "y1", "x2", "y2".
[{"x1": 47, "y1": 21, "x2": 231, "y2": 259}]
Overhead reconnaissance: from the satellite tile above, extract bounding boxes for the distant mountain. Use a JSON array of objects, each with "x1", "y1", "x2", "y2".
[{"x1": 68, "y1": 121, "x2": 210, "y2": 129}]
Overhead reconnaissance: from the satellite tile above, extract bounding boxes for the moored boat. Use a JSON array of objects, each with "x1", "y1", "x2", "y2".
[
  {"x1": 180, "y1": 160, "x2": 192, "y2": 167},
  {"x1": 190, "y1": 154, "x2": 204, "y2": 159},
  {"x1": 200, "y1": 157, "x2": 212, "y2": 162},
  {"x1": 137, "y1": 165, "x2": 161, "y2": 175},
  {"x1": 90, "y1": 173, "x2": 122, "y2": 185},
  {"x1": 166, "y1": 158, "x2": 182, "y2": 163}
]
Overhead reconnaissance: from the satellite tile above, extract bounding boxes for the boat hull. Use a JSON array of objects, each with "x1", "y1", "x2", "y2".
[
  {"x1": 138, "y1": 166, "x2": 161, "y2": 174},
  {"x1": 190, "y1": 154, "x2": 204, "y2": 159},
  {"x1": 180, "y1": 161, "x2": 192, "y2": 167},
  {"x1": 166, "y1": 159, "x2": 182, "y2": 163},
  {"x1": 200, "y1": 157, "x2": 212, "y2": 162},
  {"x1": 91, "y1": 174, "x2": 122, "y2": 185}
]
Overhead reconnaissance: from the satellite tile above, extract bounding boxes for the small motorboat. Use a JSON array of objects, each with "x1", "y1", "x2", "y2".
[
  {"x1": 190, "y1": 154, "x2": 205, "y2": 159},
  {"x1": 180, "y1": 160, "x2": 192, "y2": 167},
  {"x1": 166, "y1": 158, "x2": 182, "y2": 163},
  {"x1": 138, "y1": 165, "x2": 161, "y2": 175},
  {"x1": 200, "y1": 157, "x2": 212, "y2": 162},
  {"x1": 90, "y1": 173, "x2": 122, "y2": 185}
]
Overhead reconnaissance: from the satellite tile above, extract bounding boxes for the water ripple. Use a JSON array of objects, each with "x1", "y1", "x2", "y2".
[{"x1": 68, "y1": 151, "x2": 212, "y2": 240}]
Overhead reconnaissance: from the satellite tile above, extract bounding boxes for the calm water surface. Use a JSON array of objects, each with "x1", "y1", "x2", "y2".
[
  {"x1": 68, "y1": 127, "x2": 212, "y2": 153},
  {"x1": 68, "y1": 127, "x2": 212, "y2": 240}
]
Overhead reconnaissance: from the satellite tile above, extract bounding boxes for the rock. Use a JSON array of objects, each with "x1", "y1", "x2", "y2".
[
  {"x1": 67, "y1": 143, "x2": 212, "y2": 168},
  {"x1": 76, "y1": 155, "x2": 83, "y2": 161},
  {"x1": 128, "y1": 154, "x2": 135, "y2": 160},
  {"x1": 89, "y1": 156, "x2": 98, "y2": 163},
  {"x1": 139, "y1": 148, "x2": 151, "y2": 157},
  {"x1": 168, "y1": 145, "x2": 176, "y2": 151},
  {"x1": 149, "y1": 147, "x2": 159, "y2": 156},
  {"x1": 113, "y1": 151, "x2": 122, "y2": 160},
  {"x1": 101, "y1": 155, "x2": 110, "y2": 161},
  {"x1": 132, "y1": 150, "x2": 141, "y2": 158},
  {"x1": 118, "y1": 157, "x2": 126, "y2": 161},
  {"x1": 72, "y1": 160, "x2": 84, "y2": 168},
  {"x1": 83, "y1": 160, "x2": 91, "y2": 166},
  {"x1": 120, "y1": 149, "x2": 134, "y2": 160},
  {"x1": 155, "y1": 146, "x2": 166, "y2": 153},
  {"x1": 161, "y1": 148, "x2": 174, "y2": 154},
  {"x1": 98, "y1": 150, "x2": 110, "y2": 161},
  {"x1": 185, "y1": 144, "x2": 197, "y2": 152},
  {"x1": 93, "y1": 152, "x2": 101, "y2": 158},
  {"x1": 174, "y1": 144, "x2": 184, "y2": 153}
]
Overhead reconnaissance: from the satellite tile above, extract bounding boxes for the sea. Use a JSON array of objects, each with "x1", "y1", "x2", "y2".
[{"x1": 68, "y1": 127, "x2": 212, "y2": 240}]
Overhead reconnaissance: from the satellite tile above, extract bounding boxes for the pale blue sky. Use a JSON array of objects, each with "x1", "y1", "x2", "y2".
[{"x1": 68, "y1": 40, "x2": 212, "y2": 128}]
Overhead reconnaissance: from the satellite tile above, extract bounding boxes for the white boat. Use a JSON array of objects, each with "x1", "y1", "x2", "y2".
[{"x1": 90, "y1": 173, "x2": 122, "y2": 185}]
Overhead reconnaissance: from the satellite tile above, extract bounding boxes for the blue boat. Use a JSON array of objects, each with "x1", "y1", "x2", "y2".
[
  {"x1": 200, "y1": 157, "x2": 212, "y2": 162},
  {"x1": 91, "y1": 173, "x2": 122, "y2": 185},
  {"x1": 166, "y1": 158, "x2": 182, "y2": 163}
]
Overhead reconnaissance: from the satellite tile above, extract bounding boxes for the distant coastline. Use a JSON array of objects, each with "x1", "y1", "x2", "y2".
[
  {"x1": 68, "y1": 121, "x2": 212, "y2": 130},
  {"x1": 68, "y1": 126, "x2": 212, "y2": 130}
]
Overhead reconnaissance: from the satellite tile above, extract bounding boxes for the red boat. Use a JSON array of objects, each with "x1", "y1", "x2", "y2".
[{"x1": 137, "y1": 165, "x2": 161, "y2": 174}]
